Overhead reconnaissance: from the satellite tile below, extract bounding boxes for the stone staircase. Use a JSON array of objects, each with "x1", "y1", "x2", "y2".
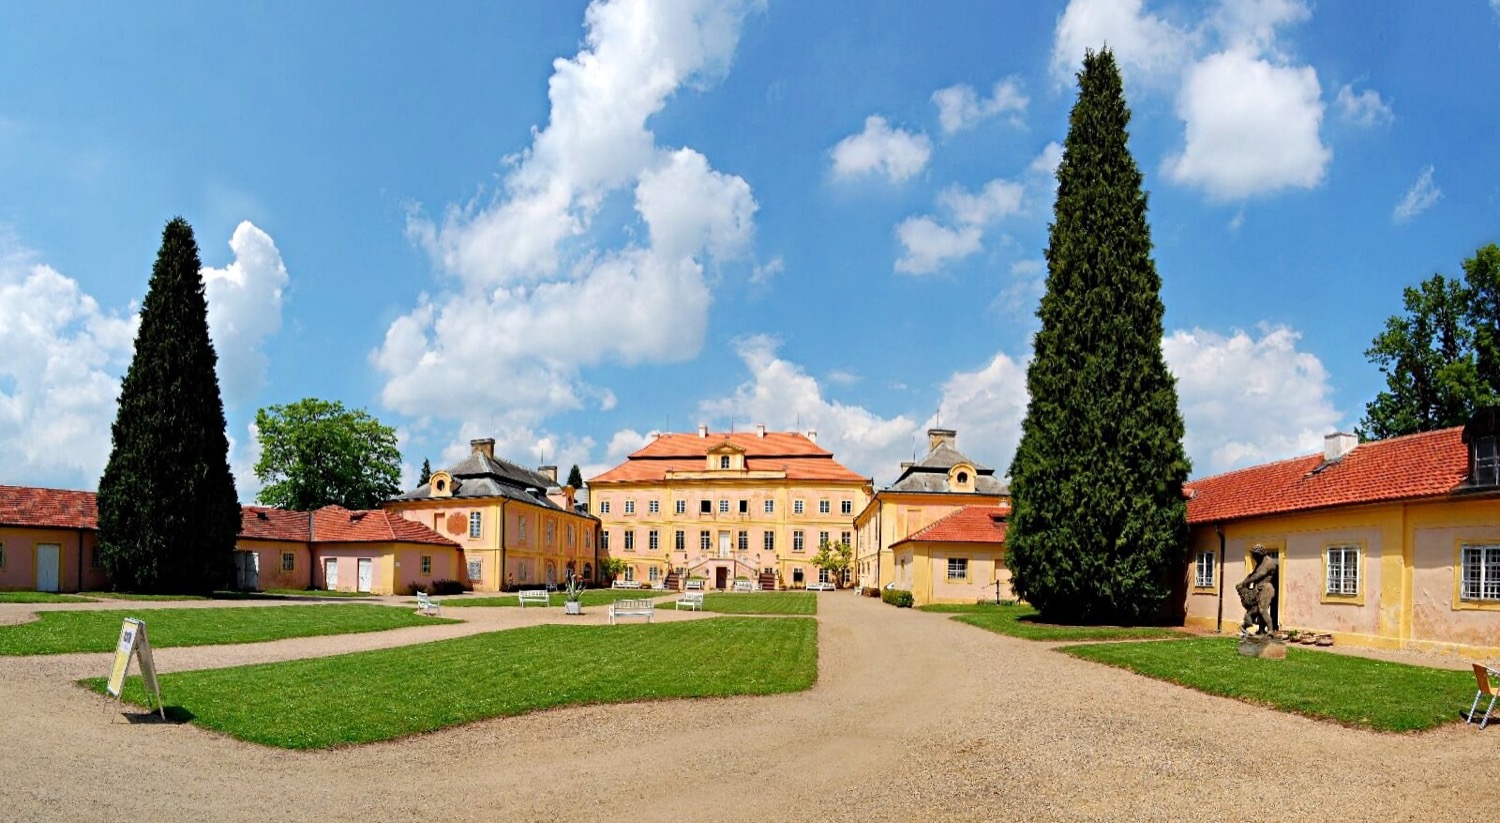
[{"x1": 758, "y1": 569, "x2": 776, "y2": 591}]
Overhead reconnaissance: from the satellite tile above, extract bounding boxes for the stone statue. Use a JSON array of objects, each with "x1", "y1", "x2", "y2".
[{"x1": 1236, "y1": 544, "x2": 1278, "y2": 636}]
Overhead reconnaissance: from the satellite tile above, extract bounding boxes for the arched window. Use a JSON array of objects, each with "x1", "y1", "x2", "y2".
[
  {"x1": 583, "y1": 562, "x2": 593, "y2": 581},
  {"x1": 956, "y1": 471, "x2": 969, "y2": 484}
]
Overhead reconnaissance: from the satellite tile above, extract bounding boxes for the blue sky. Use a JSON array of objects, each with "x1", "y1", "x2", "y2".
[{"x1": 3, "y1": 0, "x2": 1498, "y2": 498}]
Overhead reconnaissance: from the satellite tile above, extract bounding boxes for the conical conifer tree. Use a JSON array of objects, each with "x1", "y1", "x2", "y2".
[
  {"x1": 1005, "y1": 49, "x2": 1190, "y2": 624},
  {"x1": 418, "y1": 458, "x2": 433, "y2": 487},
  {"x1": 97, "y1": 218, "x2": 241, "y2": 594}
]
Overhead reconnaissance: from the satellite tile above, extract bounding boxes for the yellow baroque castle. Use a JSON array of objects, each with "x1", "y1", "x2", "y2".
[{"x1": 588, "y1": 425, "x2": 870, "y2": 590}]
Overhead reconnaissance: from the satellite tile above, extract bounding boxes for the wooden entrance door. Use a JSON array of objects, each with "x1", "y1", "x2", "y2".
[
  {"x1": 715, "y1": 566, "x2": 728, "y2": 590},
  {"x1": 35, "y1": 543, "x2": 60, "y2": 592}
]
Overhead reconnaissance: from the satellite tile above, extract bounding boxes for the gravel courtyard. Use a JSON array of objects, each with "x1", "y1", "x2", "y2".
[{"x1": 1, "y1": 592, "x2": 1495, "y2": 822}]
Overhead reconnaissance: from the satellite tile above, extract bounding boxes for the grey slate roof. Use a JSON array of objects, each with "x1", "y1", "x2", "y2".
[
  {"x1": 390, "y1": 451, "x2": 563, "y2": 508},
  {"x1": 886, "y1": 439, "x2": 1008, "y2": 495}
]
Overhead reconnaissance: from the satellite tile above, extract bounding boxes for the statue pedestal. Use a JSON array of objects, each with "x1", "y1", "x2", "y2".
[{"x1": 1238, "y1": 634, "x2": 1286, "y2": 659}]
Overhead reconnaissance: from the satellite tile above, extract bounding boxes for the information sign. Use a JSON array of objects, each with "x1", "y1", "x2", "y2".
[{"x1": 104, "y1": 617, "x2": 165, "y2": 719}]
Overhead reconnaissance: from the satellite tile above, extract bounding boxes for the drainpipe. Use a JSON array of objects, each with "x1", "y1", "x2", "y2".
[
  {"x1": 77, "y1": 528, "x2": 86, "y2": 593},
  {"x1": 1215, "y1": 523, "x2": 1226, "y2": 633},
  {"x1": 499, "y1": 499, "x2": 508, "y2": 592}
]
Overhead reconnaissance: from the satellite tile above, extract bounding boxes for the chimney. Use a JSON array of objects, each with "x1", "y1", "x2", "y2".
[
  {"x1": 756, "y1": 423, "x2": 766, "y2": 438},
  {"x1": 1323, "y1": 432, "x2": 1358, "y2": 463},
  {"x1": 928, "y1": 428, "x2": 957, "y2": 452},
  {"x1": 900, "y1": 461, "x2": 914, "y2": 471},
  {"x1": 538, "y1": 465, "x2": 558, "y2": 483},
  {"x1": 698, "y1": 424, "x2": 709, "y2": 438},
  {"x1": 470, "y1": 438, "x2": 496, "y2": 459},
  {"x1": 807, "y1": 429, "x2": 817, "y2": 443}
]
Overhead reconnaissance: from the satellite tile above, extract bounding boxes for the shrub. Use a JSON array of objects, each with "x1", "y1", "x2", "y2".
[
  {"x1": 410, "y1": 579, "x2": 466, "y2": 596},
  {"x1": 860, "y1": 587, "x2": 881, "y2": 598},
  {"x1": 881, "y1": 589, "x2": 914, "y2": 608}
]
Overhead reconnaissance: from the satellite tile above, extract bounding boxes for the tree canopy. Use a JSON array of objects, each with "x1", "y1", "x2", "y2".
[
  {"x1": 1004, "y1": 49, "x2": 1190, "y2": 625},
  {"x1": 417, "y1": 458, "x2": 432, "y2": 487},
  {"x1": 97, "y1": 217, "x2": 241, "y2": 594},
  {"x1": 253, "y1": 398, "x2": 402, "y2": 510},
  {"x1": 566, "y1": 464, "x2": 584, "y2": 488},
  {"x1": 1359, "y1": 243, "x2": 1500, "y2": 439},
  {"x1": 811, "y1": 539, "x2": 852, "y2": 588}
]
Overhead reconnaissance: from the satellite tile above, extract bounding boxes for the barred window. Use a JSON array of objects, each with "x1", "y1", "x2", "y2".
[
  {"x1": 468, "y1": 511, "x2": 482, "y2": 539},
  {"x1": 947, "y1": 557, "x2": 968, "y2": 581},
  {"x1": 1194, "y1": 551, "x2": 1215, "y2": 588},
  {"x1": 1325, "y1": 545, "x2": 1360, "y2": 596},
  {"x1": 1461, "y1": 544, "x2": 1500, "y2": 601}
]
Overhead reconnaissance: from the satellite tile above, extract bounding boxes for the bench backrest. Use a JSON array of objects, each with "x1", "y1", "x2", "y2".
[
  {"x1": 684, "y1": 579, "x2": 704, "y2": 590},
  {"x1": 612, "y1": 598, "x2": 654, "y2": 610},
  {"x1": 417, "y1": 592, "x2": 434, "y2": 603},
  {"x1": 732, "y1": 580, "x2": 753, "y2": 592},
  {"x1": 680, "y1": 592, "x2": 704, "y2": 603},
  {"x1": 518, "y1": 589, "x2": 548, "y2": 601}
]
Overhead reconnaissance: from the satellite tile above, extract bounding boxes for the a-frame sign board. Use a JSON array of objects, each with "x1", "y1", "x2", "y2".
[{"x1": 105, "y1": 617, "x2": 165, "y2": 719}]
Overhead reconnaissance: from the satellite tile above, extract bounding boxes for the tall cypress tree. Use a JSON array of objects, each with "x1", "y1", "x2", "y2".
[
  {"x1": 1005, "y1": 49, "x2": 1190, "y2": 625},
  {"x1": 566, "y1": 464, "x2": 584, "y2": 488},
  {"x1": 97, "y1": 218, "x2": 241, "y2": 594}
]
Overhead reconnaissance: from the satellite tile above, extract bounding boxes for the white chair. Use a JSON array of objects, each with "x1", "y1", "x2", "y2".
[{"x1": 1469, "y1": 664, "x2": 1499, "y2": 729}]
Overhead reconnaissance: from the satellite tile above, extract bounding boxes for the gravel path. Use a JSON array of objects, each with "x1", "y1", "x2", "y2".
[{"x1": 1, "y1": 593, "x2": 1495, "y2": 822}]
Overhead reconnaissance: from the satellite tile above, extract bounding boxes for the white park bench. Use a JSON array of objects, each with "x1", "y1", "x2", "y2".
[
  {"x1": 416, "y1": 591, "x2": 441, "y2": 616},
  {"x1": 807, "y1": 582, "x2": 835, "y2": 591},
  {"x1": 517, "y1": 589, "x2": 550, "y2": 608},
  {"x1": 731, "y1": 579, "x2": 755, "y2": 593},
  {"x1": 612, "y1": 580, "x2": 641, "y2": 589},
  {"x1": 609, "y1": 598, "x2": 655, "y2": 625},
  {"x1": 684, "y1": 579, "x2": 705, "y2": 591},
  {"x1": 675, "y1": 591, "x2": 705, "y2": 611}
]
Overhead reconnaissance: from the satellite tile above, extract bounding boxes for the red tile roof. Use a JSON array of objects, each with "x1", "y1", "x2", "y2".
[
  {"x1": 896, "y1": 505, "x2": 1009, "y2": 546},
  {"x1": 590, "y1": 431, "x2": 865, "y2": 484},
  {"x1": 239, "y1": 506, "x2": 311, "y2": 542},
  {"x1": 0, "y1": 485, "x2": 97, "y2": 529},
  {"x1": 312, "y1": 506, "x2": 456, "y2": 547},
  {"x1": 1184, "y1": 427, "x2": 1471, "y2": 524}
]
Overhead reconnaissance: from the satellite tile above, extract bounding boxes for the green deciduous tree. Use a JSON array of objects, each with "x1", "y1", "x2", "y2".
[
  {"x1": 97, "y1": 217, "x2": 241, "y2": 594},
  {"x1": 566, "y1": 464, "x2": 584, "y2": 488},
  {"x1": 1005, "y1": 49, "x2": 1190, "y2": 625},
  {"x1": 253, "y1": 398, "x2": 402, "y2": 510},
  {"x1": 1359, "y1": 244, "x2": 1500, "y2": 440},
  {"x1": 811, "y1": 539, "x2": 853, "y2": 588}
]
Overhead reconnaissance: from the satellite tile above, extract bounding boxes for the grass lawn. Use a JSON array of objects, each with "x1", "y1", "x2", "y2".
[
  {"x1": 0, "y1": 591, "x2": 96, "y2": 603},
  {"x1": 442, "y1": 589, "x2": 675, "y2": 608},
  {"x1": 701, "y1": 592, "x2": 816, "y2": 615},
  {"x1": 1062, "y1": 637, "x2": 1476, "y2": 732},
  {"x1": 0, "y1": 605, "x2": 455, "y2": 655},
  {"x1": 263, "y1": 588, "x2": 374, "y2": 598},
  {"x1": 82, "y1": 591, "x2": 211, "y2": 601},
  {"x1": 922, "y1": 602, "x2": 1187, "y2": 642},
  {"x1": 92, "y1": 616, "x2": 818, "y2": 749}
]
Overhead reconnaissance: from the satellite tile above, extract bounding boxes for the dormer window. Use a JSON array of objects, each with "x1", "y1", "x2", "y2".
[
  {"x1": 947, "y1": 463, "x2": 976, "y2": 493},
  {"x1": 430, "y1": 471, "x2": 454, "y2": 498},
  {"x1": 720, "y1": 455, "x2": 730, "y2": 469},
  {"x1": 1463, "y1": 406, "x2": 1500, "y2": 488},
  {"x1": 956, "y1": 471, "x2": 969, "y2": 484}
]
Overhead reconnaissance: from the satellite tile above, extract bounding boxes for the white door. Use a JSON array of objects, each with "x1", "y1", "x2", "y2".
[
  {"x1": 357, "y1": 558, "x2": 373, "y2": 593},
  {"x1": 324, "y1": 558, "x2": 339, "y2": 590},
  {"x1": 36, "y1": 543, "x2": 61, "y2": 592},
  {"x1": 718, "y1": 531, "x2": 730, "y2": 558}
]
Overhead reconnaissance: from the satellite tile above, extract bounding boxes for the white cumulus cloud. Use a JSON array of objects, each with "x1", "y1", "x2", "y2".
[
  {"x1": 202, "y1": 221, "x2": 289, "y2": 407},
  {"x1": 932, "y1": 77, "x2": 1029, "y2": 133},
  {"x1": 1051, "y1": 0, "x2": 1195, "y2": 86},
  {"x1": 1164, "y1": 325, "x2": 1341, "y2": 475},
  {"x1": 379, "y1": 0, "x2": 762, "y2": 437},
  {"x1": 1393, "y1": 165, "x2": 1441, "y2": 223},
  {"x1": 1164, "y1": 47, "x2": 1329, "y2": 200},
  {"x1": 829, "y1": 115, "x2": 932, "y2": 183},
  {"x1": 895, "y1": 178, "x2": 1026, "y2": 275},
  {"x1": 1335, "y1": 83, "x2": 1394, "y2": 127}
]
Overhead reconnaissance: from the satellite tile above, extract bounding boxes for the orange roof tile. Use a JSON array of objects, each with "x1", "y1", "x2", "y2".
[
  {"x1": 896, "y1": 505, "x2": 1009, "y2": 546},
  {"x1": 590, "y1": 431, "x2": 865, "y2": 484},
  {"x1": 0, "y1": 485, "x2": 98, "y2": 529},
  {"x1": 1185, "y1": 427, "x2": 1471, "y2": 524},
  {"x1": 312, "y1": 506, "x2": 457, "y2": 547},
  {"x1": 240, "y1": 506, "x2": 311, "y2": 542}
]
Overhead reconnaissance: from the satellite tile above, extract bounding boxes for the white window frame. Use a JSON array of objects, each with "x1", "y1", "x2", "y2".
[
  {"x1": 601, "y1": 531, "x2": 610, "y2": 551},
  {"x1": 674, "y1": 530, "x2": 685, "y2": 551},
  {"x1": 794, "y1": 500, "x2": 805, "y2": 515},
  {"x1": 764, "y1": 499, "x2": 774, "y2": 514},
  {"x1": 818, "y1": 500, "x2": 830, "y2": 514},
  {"x1": 675, "y1": 500, "x2": 686, "y2": 514},
  {"x1": 720, "y1": 455, "x2": 730, "y2": 469},
  {"x1": 648, "y1": 530, "x2": 660, "y2": 551},
  {"x1": 1461, "y1": 543, "x2": 1500, "y2": 602},
  {"x1": 468, "y1": 511, "x2": 482, "y2": 539},
  {"x1": 624, "y1": 565, "x2": 635, "y2": 582},
  {"x1": 793, "y1": 530, "x2": 805, "y2": 552},
  {"x1": 718, "y1": 499, "x2": 729, "y2": 514},
  {"x1": 700, "y1": 531, "x2": 711, "y2": 551},
  {"x1": 624, "y1": 500, "x2": 635, "y2": 514},
  {"x1": 947, "y1": 557, "x2": 968, "y2": 581},
  {"x1": 764, "y1": 531, "x2": 775, "y2": 552},
  {"x1": 599, "y1": 501, "x2": 610, "y2": 514},
  {"x1": 840, "y1": 500, "x2": 853, "y2": 515},
  {"x1": 737, "y1": 530, "x2": 748, "y2": 551},
  {"x1": 1194, "y1": 551, "x2": 1216, "y2": 588},
  {"x1": 420, "y1": 555, "x2": 433, "y2": 575},
  {"x1": 649, "y1": 565, "x2": 660, "y2": 582},
  {"x1": 1325, "y1": 545, "x2": 1360, "y2": 596},
  {"x1": 623, "y1": 530, "x2": 635, "y2": 551},
  {"x1": 648, "y1": 500, "x2": 660, "y2": 514}
]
